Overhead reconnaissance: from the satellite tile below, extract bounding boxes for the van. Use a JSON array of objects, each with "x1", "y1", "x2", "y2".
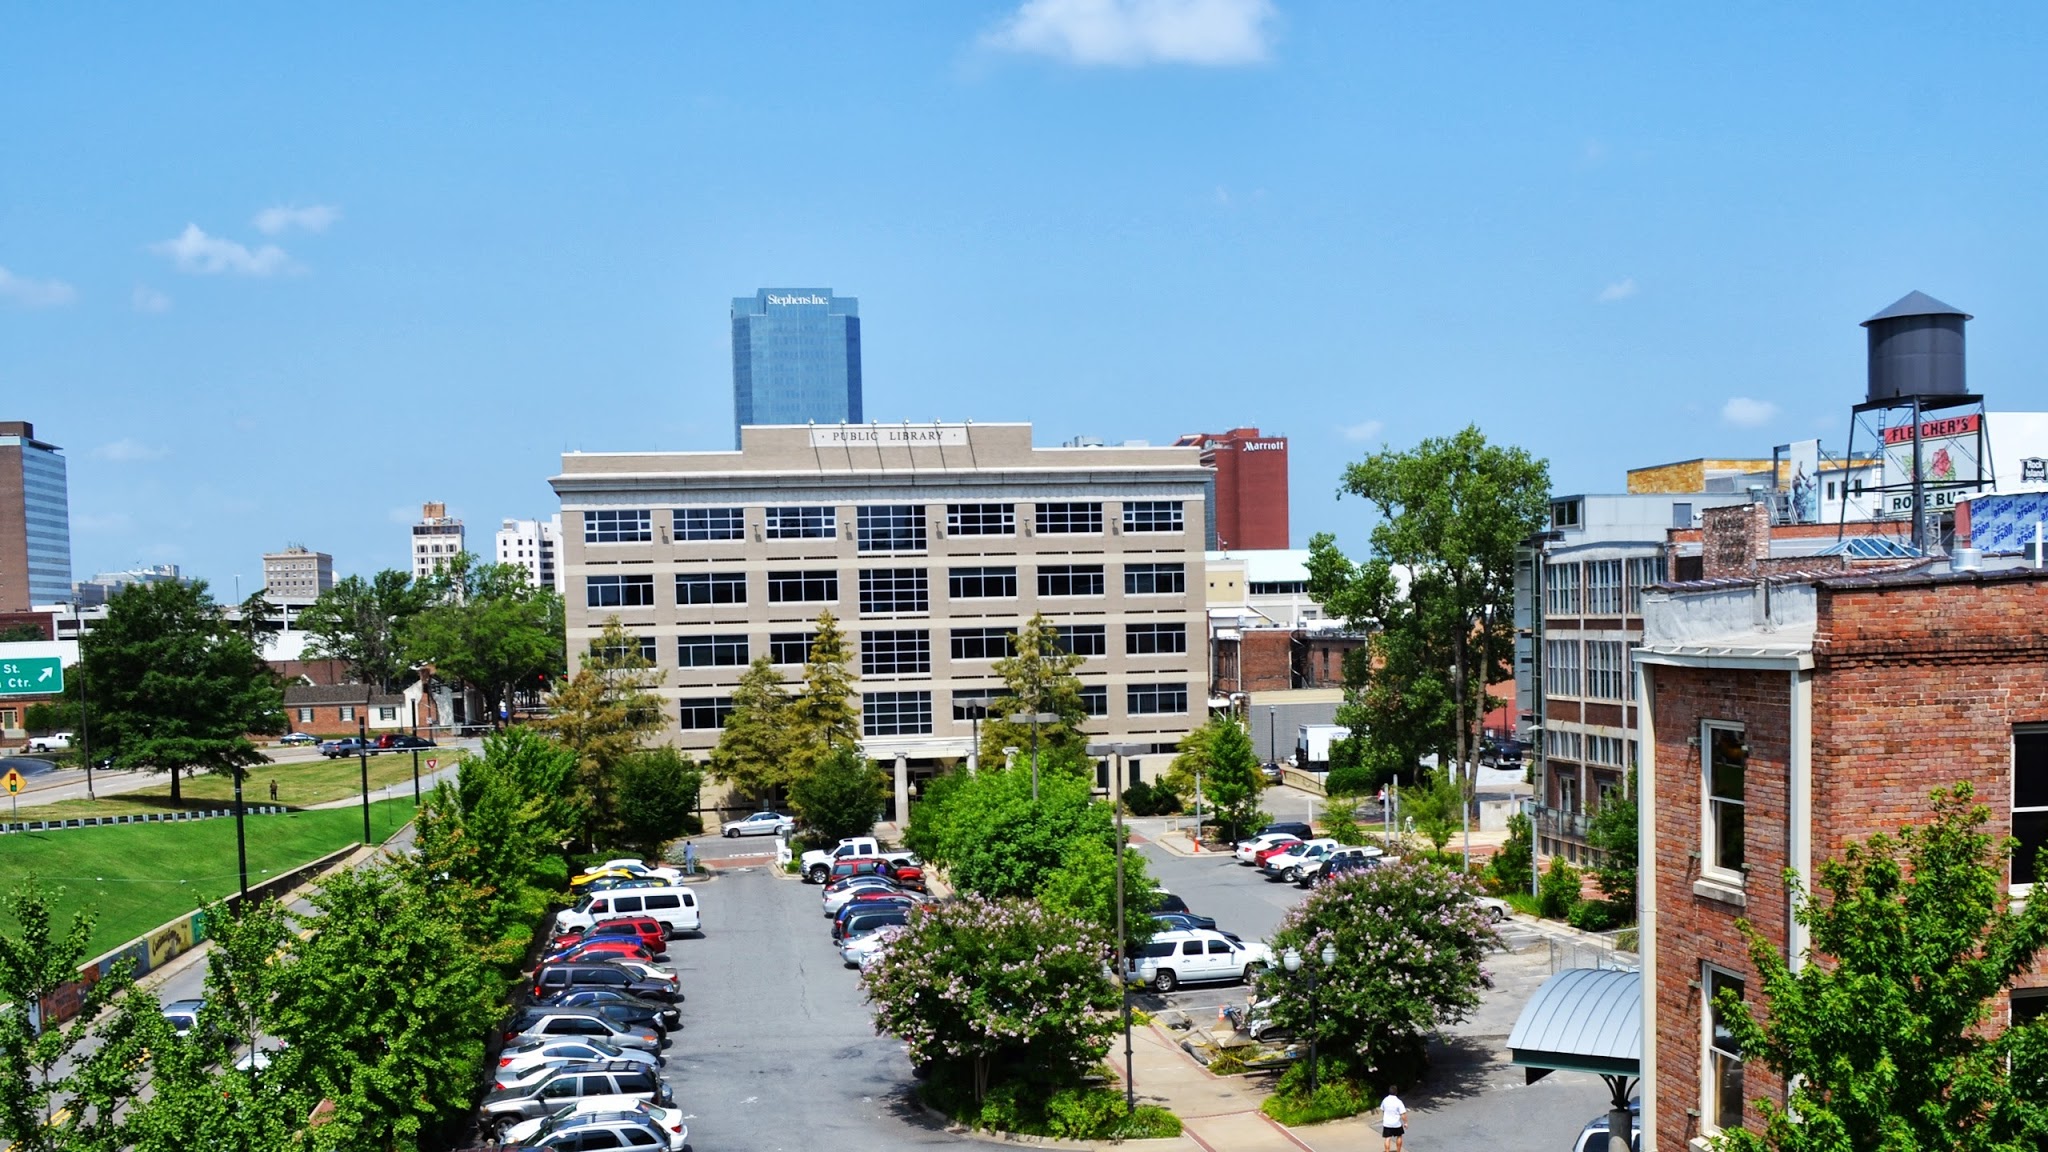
[{"x1": 556, "y1": 887, "x2": 701, "y2": 938}]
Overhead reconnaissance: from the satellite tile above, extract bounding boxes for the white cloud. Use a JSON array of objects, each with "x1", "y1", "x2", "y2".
[
  {"x1": 132, "y1": 284, "x2": 171, "y2": 313},
  {"x1": 93, "y1": 438, "x2": 170, "y2": 463},
  {"x1": 1721, "y1": 397, "x2": 1780, "y2": 427},
  {"x1": 1598, "y1": 277, "x2": 1638, "y2": 302},
  {"x1": 150, "y1": 224, "x2": 293, "y2": 277},
  {"x1": 983, "y1": 0, "x2": 1275, "y2": 67},
  {"x1": 252, "y1": 204, "x2": 340, "y2": 235},
  {"x1": 0, "y1": 266, "x2": 77, "y2": 308},
  {"x1": 1342, "y1": 419, "x2": 1384, "y2": 443}
]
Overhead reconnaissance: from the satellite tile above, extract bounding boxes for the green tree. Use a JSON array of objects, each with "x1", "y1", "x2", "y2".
[
  {"x1": 1309, "y1": 428, "x2": 1550, "y2": 802},
  {"x1": 22, "y1": 689, "x2": 80, "y2": 737},
  {"x1": 0, "y1": 622, "x2": 46, "y2": 643},
  {"x1": 863, "y1": 898, "x2": 1119, "y2": 1106},
  {"x1": 709, "y1": 658, "x2": 801, "y2": 803},
  {"x1": 1400, "y1": 769, "x2": 1464, "y2": 851},
  {"x1": 1711, "y1": 784, "x2": 2048, "y2": 1152},
  {"x1": 929, "y1": 767, "x2": 1113, "y2": 900},
  {"x1": 1037, "y1": 833, "x2": 1161, "y2": 950},
  {"x1": 410, "y1": 728, "x2": 579, "y2": 955},
  {"x1": 1157, "y1": 721, "x2": 1215, "y2": 805},
  {"x1": 537, "y1": 617, "x2": 666, "y2": 843},
  {"x1": 1258, "y1": 860, "x2": 1497, "y2": 1092},
  {"x1": 1486, "y1": 812, "x2": 1534, "y2": 895},
  {"x1": 271, "y1": 861, "x2": 503, "y2": 1152},
  {"x1": 903, "y1": 767, "x2": 971, "y2": 864},
  {"x1": 613, "y1": 747, "x2": 704, "y2": 858},
  {"x1": 0, "y1": 881, "x2": 159, "y2": 1152},
  {"x1": 1200, "y1": 716, "x2": 1266, "y2": 841},
  {"x1": 1585, "y1": 772, "x2": 1638, "y2": 914},
  {"x1": 234, "y1": 589, "x2": 279, "y2": 647},
  {"x1": 788, "y1": 742, "x2": 886, "y2": 846},
  {"x1": 401, "y1": 552, "x2": 565, "y2": 728},
  {"x1": 793, "y1": 610, "x2": 860, "y2": 754},
  {"x1": 83, "y1": 579, "x2": 284, "y2": 805},
  {"x1": 978, "y1": 614, "x2": 1091, "y2": 767},
  {"x1": 299, "y1": 570, "x2": 428, "y2": 692}
]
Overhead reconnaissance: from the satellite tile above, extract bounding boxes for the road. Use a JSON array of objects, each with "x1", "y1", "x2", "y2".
[{"x1": 7, "y1": 738, "x2": 481, "y2": 807}]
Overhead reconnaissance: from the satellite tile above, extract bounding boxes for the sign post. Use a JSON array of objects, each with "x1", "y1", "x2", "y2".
[
  {"x1": 3, "y1": 768, "x2": 23, "y2": 821},
  {"x1": 0, "y1": 657, "x2": 63, "y2": 697}
]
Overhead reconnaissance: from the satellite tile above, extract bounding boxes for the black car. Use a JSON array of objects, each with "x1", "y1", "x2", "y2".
[
  {"x1": 1150, "y1": 893, "x2": 1216, "y2": 931},
  {"x1": 530, "y1": 962, "x2": 678, "y2": 1003},
  {"x1": 836, "y1": 906, "x2": 910, "y2": 943},
  {"x1": 376, "y1": 733, "x2": 437, "y2": 750},
  {"x1": 1315, "y1": 853, "x2": 1382, "y2": 884},
  {"x1": 531, "y1": 990, "x2": 678, "y2": 1035},
  {"x1": 1151, "y1": 912, "x2": 1237, "y2": 939},
  {"x1": 1257, "y1": 822, "x2": 1314, "y2": 841}
]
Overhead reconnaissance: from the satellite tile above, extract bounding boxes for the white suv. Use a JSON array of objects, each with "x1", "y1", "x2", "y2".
[{"x1": 1125, "y1": 929, "x2": 1274, "y2": 992}]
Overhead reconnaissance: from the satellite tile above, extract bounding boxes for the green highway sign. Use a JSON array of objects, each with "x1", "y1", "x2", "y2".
[{"x1": 0, "y1": 657, "x2": 63, "y2": 697}]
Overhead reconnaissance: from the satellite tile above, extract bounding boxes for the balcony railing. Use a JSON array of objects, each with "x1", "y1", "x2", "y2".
[{"x1": 1534, "y1": 804, "x2": 1590, "y2": 843}]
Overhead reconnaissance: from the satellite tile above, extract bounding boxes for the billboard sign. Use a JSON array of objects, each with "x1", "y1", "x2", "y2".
[
  {"x1": 1881, "y1": 413, "x2": 1984, "y2": 517},
  {"x1": 1786, "y1": 439, "x2": 1821, "y2": 523}
]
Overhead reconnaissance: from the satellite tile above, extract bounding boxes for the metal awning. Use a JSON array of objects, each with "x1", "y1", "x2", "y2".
[{"x1": 1507, "y1": 968, "x2": 1641, "y2": 1079}]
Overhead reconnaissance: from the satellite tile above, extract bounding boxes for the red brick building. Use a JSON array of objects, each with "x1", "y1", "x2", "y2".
[
  {"x1": 282, "y1": 684, "x2": 409, "y2": 736},
  {"x1": 1637, "y1": 559, "x2": 2048, "y2": 1149},
  {"x1": 1174, "y1": 427, "x2": 1289, "y2": 550}
]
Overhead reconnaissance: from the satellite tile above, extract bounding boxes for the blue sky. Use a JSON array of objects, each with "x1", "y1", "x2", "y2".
[{"x1": 5, "y1": 1, "x2": 2047, "y2": 591}]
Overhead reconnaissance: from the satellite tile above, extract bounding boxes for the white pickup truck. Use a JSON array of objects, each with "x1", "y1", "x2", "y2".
[{"x1": 800, "y1": 837, "x2": 920, "y2": 884}]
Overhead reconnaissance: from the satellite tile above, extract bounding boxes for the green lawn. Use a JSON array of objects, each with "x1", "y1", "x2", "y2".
[
  {"x1": 13, "y1": 751, "x2": 466, "y2": 820},
  {"x1": 0, "y1": 798, "x2": 418, "y2": 958}
]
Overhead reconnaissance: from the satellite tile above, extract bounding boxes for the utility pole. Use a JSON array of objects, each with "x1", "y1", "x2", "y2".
[
  {"x1": 1089, "y1": 740, "x2": 1142, "y2": 1111},
  {"x1": 234, "y1": 768, "x2": 249, "y2": 904},
  {"x1": 357, "y1": 716, "x2": 371, "y2": 844},
  {"x1": 74, "y1": 601, "x2": 94, "y2": 799}
]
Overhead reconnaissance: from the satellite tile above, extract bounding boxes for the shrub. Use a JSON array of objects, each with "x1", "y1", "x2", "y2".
[
  {"x1": 1538, "y1": 855, "x2": 1581, "y2": 920},
  {"x1": 1321, "y1": 809, "x2": 1364, "y2": 847},
  {"x1": 1260, "y1": 1058, "x2": 1371, "y2": 1124},
  {"x1": 1487, "y1": 812, "x2": 1534, "y2": 894},
  {"x1": 1568, "y1": 899, "x2": 1628, "y2": 933},
  {"x1": 1121, "y1": 779, "x2": 1180, "y2": 816}
]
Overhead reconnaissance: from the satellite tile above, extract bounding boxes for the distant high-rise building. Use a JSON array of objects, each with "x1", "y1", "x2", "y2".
[
  {"x1": 0, "y1": 421, "x2": 72, "y2": 611},
  {"x1": 495, "y1": 515, "x2": 561, "y2": 591},
  {"x1": 411, "y1": 502, "x2": 465, "y2": 579},
  {"x1": 1172, "y1": 428, "x2": 1290, "y2": 550},
  {"x1": 262, "y1": 546, "x2": 334, "y2": 603},
  {"x1": 731, "y1": 288, "x2": 862, "y2": 447}
]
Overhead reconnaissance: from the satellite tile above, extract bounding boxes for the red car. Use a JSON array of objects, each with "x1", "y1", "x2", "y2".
[
  {"x1": 538, "y1": 937, "x2": 653, "y2": 968},
  {"x1": 553, "y1": 916, "x2": 666, "y2": 956},
  {"x1": 827, "y1": 857, "x2": 926, "y2": 892},
  {"x1": 1252, "y1": 839, "x2": 1303, "y2": 867}
]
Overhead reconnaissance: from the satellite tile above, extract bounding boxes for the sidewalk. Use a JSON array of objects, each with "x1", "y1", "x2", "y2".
[{"x1": 1115, "y1": 1020, "x2": 1308, "y2": 1152}]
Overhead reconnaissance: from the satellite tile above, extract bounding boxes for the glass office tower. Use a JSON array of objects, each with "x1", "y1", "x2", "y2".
[
  {"x1": 0, "y1": 421, "x2": 71, "y2": 611},
  {"x1": 731, "y1": 288, "x2": 862, "y2": 447}
]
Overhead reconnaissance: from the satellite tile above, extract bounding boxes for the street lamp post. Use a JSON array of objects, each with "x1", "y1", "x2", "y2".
[
  {"x1": 1007, "y1": 710, "x2": 1058, "y2": 801},
  {"x1": 411, "y1": 698, "x2": 422, "y2": 804},
  {"x1": 1268, "y1": 706, "x2": 1276, "y2": 769},
  {"x1": 964, "y1": 704, "x2": 986, "y2": 774},
  {"x1": 233, "y1": 768, "x2": 249, "y2": 904},
  {"x1": 357, "y1": 717, "x2": 371, "y2": 845},
  {"x1": 1089, "y1": 740, "x2": 1145, "y2": 1111},
  {"x1": 1283, "y1": 943, "x2": 1339, "y2": 1095},
  {"x1": 72, "y1": 602, "x2": 94, "y2": 800}
]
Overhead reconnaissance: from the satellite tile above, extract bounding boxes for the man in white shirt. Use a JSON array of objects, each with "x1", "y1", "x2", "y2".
[{"x1": 1380, "y1": 1092, "x2": 1408, "y2": 1151}]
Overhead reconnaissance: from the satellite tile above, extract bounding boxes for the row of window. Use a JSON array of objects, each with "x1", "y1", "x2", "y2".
[
  {"x1": 584, "y1": 501, "x2": 1189, "y2": 546},
  {"x1": 592, "y1": 563, "x2": 1189, "y2": 610},
  {"x1": 1543, "y1": 556, "x2": 1669, "y2": 616},
  {"x1": 621, "y1": 623, "x2": 1191, "y2": 673},
  {"x1": 292, "y1": 705, "x2": 400, "y2": 724},
  {"x1": 1542, "y1": 638, "x2": 1639, "y2": 701},
  {"x1": 676, "y1": 683, "x2": 1192, "y2": 733}
]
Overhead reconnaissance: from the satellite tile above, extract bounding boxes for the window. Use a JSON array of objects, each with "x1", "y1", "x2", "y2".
[
  {"x1": 859, "y1": 569, "x2": 929, "y2": 614},
  {"x1": 861, "y1": 630, "x2": 931, "y2": 676},
  {"x1": 1624, "y1": 641, "x2": 1641, "y2": 701},
  {"x1": 678, "y1": 698, "x2": 734, "y2": 730},
  {"x1": 768, "y1": 632, "x2": 813, "y2": 665},
  {"x1": 1673, "y1": 502, "x2": 1696, "y2": 529},
  {"x1": 2013, "y1": 730, "x2": 2048, "y2": 886},
  {"x1": 1544, "y1": 639, "x2": 1581, "y2": 697},
  {"x1": 1587, "y1": 734, "x2": 1626, "y2": 767},
  {"x1": 1544, "y1": 562, "x2": 1581, "y2": 614},
  {"x1": 856, "y1": 505, "x2": 926, "y2": 552},
  {"x1": 297, "y1": 707, "x2": 314, "y2": 724},
  {"x1": 377, "y1": 706, "x2": 397, "y2": 722},
  {"x1": 1585, "y1": 640, "x2": 1625, "y2": 700},
  {"x1": 676, "y1": 572, "x2": 747, "y2": 605},
  {"x1": 863, "y1": 691, "x2": 932, "y2": 736},
  {"x1": 946, "y1": 503, "x2": 1014, "y2": 536},
  {"x1": 1550, "y1": 498, "x2": 1582, "y2": 528},
  {"x1": 1035, "y1": 502, "x2": 1102, "y2": 534},
  {"x1": 586, "y1": 575, "x2": 655, "y2": 608},
  {"x1": 948, "y1": 566, "x2": 1017, "y2": 599},
  {"x1": 1545, "y1": 728, "x2": 1582, "y2": 762},
  {"x1": 2014, "y1": 988, "x2": 2048, "y2": 1027},
  {"x1": 1038, "y1": 565, "x2": 1104, "y2": 598},
  {"x1": 1627, "y1": 555, "x2": 1667, "y2": 614},
  {"x1": 952, "y1": 690, "x2": 1001, "y2": 720},
  {"x1": 1125, "y1": 563, "x2": 1186, "y2": 596},
  {"x1": 1585, "y1": 560, "x2": 1623, "y2": 615},
  {"x1": 593, "y1": 634, "x2": 657, "y2": 664},
  {"x1": 1706, "y1": 725, "x2": 1747, "y2": 878},
  {"x1": 674, "y1": 507, "x2": 745, "y2": 541},
  {"x1": 584, "y1": 509, "x2": 652, "y2": 544},
  {"x1": 766, "y1": 570, "x2": 837, "y2": 603},
  {"x1": 1078, "y1": 684, "x2": 1108, "y2": 717},
  {"x1": 1126, "y1": 622, "x2": 1188, "y2": 655},
  {"x1": 949, "y1": 628, "x2": 1014, "y2": 661},
  {"x1": 1705, "y1": 967, "x2": 1746, "y2": 1132},
  {"x1": 338, "y1": 706, "x2": 356, "y2": 722},
  {"x1": 677, "y1": 635, "x2": 748, "y2": 668},
  {"x1": 1123, "y1": 501, "x2": 1184, "y2": 533},
  {"x1": 1053, "y1": 624, "x2": 1107, "y2": 657},
  {"x1": 1127, "y1": 683, "x2": 1188, "y2": 715},
  {"x1": 764, "y1": 505, "x2": 836, "y2": 540}
]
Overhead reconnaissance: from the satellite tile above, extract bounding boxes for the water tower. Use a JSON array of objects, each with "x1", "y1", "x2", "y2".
[{"x1": 1841, "y1": 291, "x2": 1992, "y2": 552}]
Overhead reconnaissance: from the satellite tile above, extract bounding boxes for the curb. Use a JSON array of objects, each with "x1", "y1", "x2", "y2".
[{"x1": 899, "y1": 1089, "x2": 1188, "y2": 1151}]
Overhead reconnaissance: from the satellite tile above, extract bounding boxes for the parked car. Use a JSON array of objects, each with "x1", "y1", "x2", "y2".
[
  {"x1": 28, "y1": 732, "x2": 74, "y2": 753},
  {"x1": 503, "y1": 1100, "x2": 689, "y2": 1150},
  {"x1": 1573, "y1": 1099, "x2": 1641, "y2": 1152},
  {"x1": 513, "y1": 1105, "x2": 685, "y2": 1151},
  {"x1": 1233, "y1": 832, "x2": 1303, "y2": 866},
  {"x1": 1125, "y1": 929, "x2": 1275, "y2": 992},
  {"x1": 578, "y1": 876, "x2": 674, "y2": 896},
  {"x1": 1309, "y1": 850, "x2": 1387, "y2": 886},
  {"x1": 824, "y1": 857, "x2": 926, "y2": 891},
  {"x1": 160, "y1": 998, "x2": 206, "y2": 1038},
  {"x1": 478, "y1": 1060, "x2": 671, "y2": 1129},
  {"x1": 1151, "y1": 912, "x2": 1237, "y2": 938},
  {"x1": 1260, "y1": 761, "x2": 1283, "y2": 783},
  {"x1": 277, "y1": 732, "x2": 317, "y2": 747},
  {"x1": 1476, "y1": 896, "x2": 1511, "y2": 924},
  {"x1": 553, "y1": 916, "x2": 668, "y2": 957},
  {"x1": 530, "y1": 962, "x2": 678, "y2": 1004},
  {"x1": 502, "y1": 1008, "x2": 662, "y2": 1054},
  {"x1": 834, "y1": 905, "x2": 910, "y2": 945},
  {"x1": 555, "y1": 887, "x2": 701, "y2": 939},
  {"x1": 800, "y1": 836, "x2": 920, "y2": 883},
  {"x1": 1482, "y1": 737, "x2": 1528, "y2": 768},
  {"x1": 832, "y1": 893, "x2": 917, "y2": 936},
  {"x1": 539, "y1": 938, "x2": 656, "y2": 968},
  {"x1": 1257, "y1": 821, "x2": 1314, "y2": 841},
  {"x1": 573, "y1": 859, "x2": 684, "y2": 888},
  {"x1": 1251, "y1": 839, "x2": 1305, "y2": 869},
  {"x1": 723, "y1": 810, "x2": 796, "y2": 838},
  {"x1": 840, "y1": 923, "x2": 905, "y2": 969},
  {"x1": 1150, "y1": 891, "x2": 1215, "y2": 931},
  {"x1": 1260, "y1": 838, "x2": 1345, "y2": 882},
  {"x1": 539, "y1": 987, "x2": 681, "y2": 1032},
  {"x1": 319, "y1": 737, "x2": 377, "y2": 759},
  {"x1": 820, "y1": 875, "x2": 905, "y2": 913},
  {"x1": 493, "y1": 1042, "x2": 659, "y2": 1091},
  {"x1": 375, "y1": 733, "x2": 436, "y2": 750},
  {"x1": 1293, "y1": 845, "x2": 1383, "y2": 886},
  {"x1": 601, "y1": 958, "x2": 680, "y2": 998}
]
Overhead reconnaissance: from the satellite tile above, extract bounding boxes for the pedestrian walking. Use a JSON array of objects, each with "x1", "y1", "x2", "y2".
[
  {"x1": 269, "y1": 779, "x2": 278, "y2": 802},
  {"x1": 1380, "y1": 1092, "x2": 1407, "y2": 1152}
]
